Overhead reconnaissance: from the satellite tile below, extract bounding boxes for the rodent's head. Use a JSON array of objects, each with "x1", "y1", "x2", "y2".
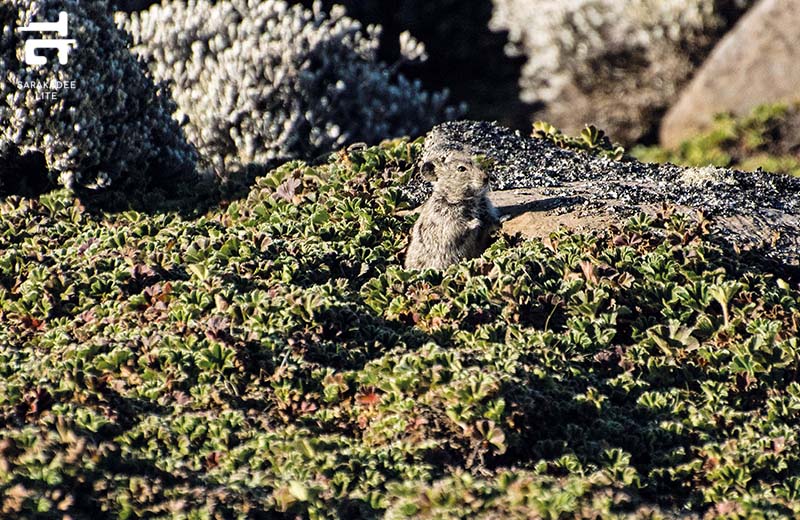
[{"x1": 421, "y1": 151, "x2": 493, "y2": 201}]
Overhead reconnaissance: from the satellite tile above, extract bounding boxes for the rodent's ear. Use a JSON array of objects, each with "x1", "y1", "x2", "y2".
[{"x1": 420, "y1": 161, "x2": 437, "y2": 181}]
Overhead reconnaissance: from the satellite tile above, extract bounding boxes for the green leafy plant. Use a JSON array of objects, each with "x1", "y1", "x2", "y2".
[
  {"x1": 533, "y1": 121, "x2": 626, "y2": 160},
  {"x1": 634, "y1": 103, "x2": 800, "y2": 176},
  {"x1": 2, "y1": 138, "x2": 800, "y2": 518}
]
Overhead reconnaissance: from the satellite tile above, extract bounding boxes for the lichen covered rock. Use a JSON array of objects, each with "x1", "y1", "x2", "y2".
[
  {"x1": 118, "y1": 0, "x2": 460, "y2": 174},
  {"x1": 411, "y1": 119, "x2": 800, "y2": 263},
  {"x1": 0, "y1": 0, "x2": 198, "y2": 195}
]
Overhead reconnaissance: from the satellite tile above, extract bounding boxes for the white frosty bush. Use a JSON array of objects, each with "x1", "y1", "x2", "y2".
[
  {"x1": 490, "y1": 0, "x2": 755, "y2": 142},
  {"x1": 0, "y1": 0, "x2": 198, "y2": 194},
  {"x1": 118, "y1": 0, "x2": 460, "y2": 174}
]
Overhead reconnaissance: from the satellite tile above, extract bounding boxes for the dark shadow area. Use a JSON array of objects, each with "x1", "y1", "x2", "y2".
[
  {"x1": 742, "y1": 251, "x2": 800, "y2": 284},
  {"x1": 305, "y1": 305, "x2": 433, "y2": 370},
  {"x1": 226, "y1": 304, "x2": 435, "y2": 439},
  {"x1": 335, "y1": 498, "x2": 382, "y2": 520},
  {"x1": 716, "y1": 0, "x2": 759, "y2": 36},
  {"x1": 74, "y1": 131, "x2": 352, "y2": 215},
  {"x1": 74, "y1": 160, "x2": 273, "y2": 218},
  {"x1": 3, "y1": 418, "x2": 294, "y2": 518},
  {"x1": 0, "y1": 149, "x2": 54, "y2": 198},
  {"x1": 639, "y1": 107, "x2": 669, "y2": 147},
  {"x1": 112, "y1": 0, "x2": 160, "y2": 10},
  {"x1": 694, "y1": 225, "x2": 800, "y2": 286},
  {"x1": 0, "y1": 153, "x2": 235, "y2": 218},
  {"x1": 480, "y1": 364, "x2": 697, "y2": 508},
  {"x1": 495, "y1": 194, "x2": 586, "y2": 219},
  {"x1": 402, "y1": 351, "x2": 697, "y2": 510}
]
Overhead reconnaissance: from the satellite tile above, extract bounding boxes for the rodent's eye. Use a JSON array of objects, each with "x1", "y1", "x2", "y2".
[{"x1": 457, "y1": 165, "x2": 468, "y2": 173}]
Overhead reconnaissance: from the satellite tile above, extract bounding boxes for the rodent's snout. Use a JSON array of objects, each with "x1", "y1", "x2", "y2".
[{"x1": 468, "y1": 169, "x2": 491, "y2": 193}]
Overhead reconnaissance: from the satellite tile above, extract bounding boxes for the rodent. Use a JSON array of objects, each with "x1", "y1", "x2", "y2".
[{"x1": 405, "y1": 150, "x2": 500, "y2": 270}]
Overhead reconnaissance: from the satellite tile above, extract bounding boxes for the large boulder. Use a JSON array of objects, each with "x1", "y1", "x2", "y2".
[
  {"x1": 406, "y1": 120, "x2": 800, "y2": 265},
  {"x1": 660, "y1": 0, "x2": 800, "y2": 148}
]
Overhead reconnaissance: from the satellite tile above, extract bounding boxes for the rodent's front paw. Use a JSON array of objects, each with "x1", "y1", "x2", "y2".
[{"x1": 467, "y1": 218, "x2": 482, "y2": 230}]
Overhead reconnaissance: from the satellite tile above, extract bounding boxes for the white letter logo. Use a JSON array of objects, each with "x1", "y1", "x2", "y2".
[{"x1": 18, "y1": 11, "x2": 77, "y2": 66}]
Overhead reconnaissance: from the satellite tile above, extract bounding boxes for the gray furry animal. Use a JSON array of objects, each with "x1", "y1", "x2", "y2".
[{"x1": 405, "y1": 151, "x2": 500, "y2": 270}]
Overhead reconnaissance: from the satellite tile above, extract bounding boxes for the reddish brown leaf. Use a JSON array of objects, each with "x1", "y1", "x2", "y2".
[
  {"x1": 300, "y1": 401, "x2": 318, "y2": 415},
  {"x1": 356, "y1": 390, "x2": 380, "y2": 406},
  {"x1": 205, "y1": 451, "x2": 222, "y2": 469},
  {"x1": 21, "y1": 316, "x2": 45, "y2": 331}
]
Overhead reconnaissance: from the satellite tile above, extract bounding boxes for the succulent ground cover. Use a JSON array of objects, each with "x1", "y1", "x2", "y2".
[{"x1": 2, "y1": 139, "x2": 800, "y2": 518}]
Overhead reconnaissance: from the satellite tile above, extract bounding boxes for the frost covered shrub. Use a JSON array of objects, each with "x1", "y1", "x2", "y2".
[
  {"x1": 118, "y1": 0, "x2": 459, "y2": 173},
  {"x1": 0, "y1": 0, "x2": 198, "y2": 195},
  {"x1": 490, "y1": 0, "x2": 755, "y2": 143}
]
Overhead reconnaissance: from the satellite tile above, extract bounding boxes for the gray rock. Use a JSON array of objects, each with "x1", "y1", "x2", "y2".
[
  {"x1": 405, "y1": 120, "x2": 800, "y2": 264},
  {"x1": 660, "y1": 0, "x2": 800, "y2": 148}
]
